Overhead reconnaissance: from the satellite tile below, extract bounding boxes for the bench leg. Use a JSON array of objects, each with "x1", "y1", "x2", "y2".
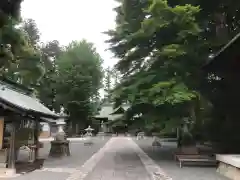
[{"x1": 179, "y1": 161, "x2": 182, "y2": 168}]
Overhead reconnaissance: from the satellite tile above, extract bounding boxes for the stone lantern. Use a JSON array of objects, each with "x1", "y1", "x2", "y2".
[
  {"x1": 54, "y1": 107, "x2": 66, "y2": 141},
  {"x1": 84, "y1": 125, "x2": 94, "y2": 145},
  {"x1": 49, "y1": 107, "x2": 70, "y2": 157}
]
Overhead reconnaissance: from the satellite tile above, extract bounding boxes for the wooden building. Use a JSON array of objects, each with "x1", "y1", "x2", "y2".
[
  {"x1": 202, "y1": 32, "x2": 240, "y2": 152},
  {"x1": 0, "y1": 77, "x2": 59, "y2": 175},
  {"x1": 201, "y1": 33, "x2": 240, "y2": 180},
  {"x1": 93, "y1": 103, "x2": 130, "y2": 133},
  {"x1": 203, "y1": 33, "x2": 240, "y2": 112}
]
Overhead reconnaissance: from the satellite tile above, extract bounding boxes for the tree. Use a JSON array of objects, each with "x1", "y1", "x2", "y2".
[
  {"x1": 0, "y1": 2, "x2": 44, "y2": 87},
  {"x1": 54, "y1": 40, "x2": 103, "y2": 129},
  {"x1": 7, "y1": 19, "x2": 44, "y2": 87},
  {"x1": 0, "y1": 0, "x2": 22, "y2": 28},
  {"x1": 103, "y1": 66, "x2": 112, "y2": 102},
  {"x1": 37, "y1": 40, "x2": 62, "y2": 110},
  {"x1": 106, "y1": 0, "x2": 240, "y2": 151},
  {"x1": 0, "y1": 0, "x2": 22, "y2": 17},
  {"x1": 107, "y1": 0, "x2": 201, "y2": 128},
  {"x1": 21, "y1": 19, "x2": 40, "y2": 49}
]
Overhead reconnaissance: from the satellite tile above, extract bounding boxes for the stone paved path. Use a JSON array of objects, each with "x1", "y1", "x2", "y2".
[
  {"x1": 2, "y1": 137, "x2": 172, "y2": 180},
  {"x1": 84, "y1": 137, "x2": 152, "y2": 180}
]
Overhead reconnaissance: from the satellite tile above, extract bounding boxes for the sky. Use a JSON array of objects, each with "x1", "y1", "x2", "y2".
[{"x1": 21, "y1": 0, "x2": 119, "y2": 68}]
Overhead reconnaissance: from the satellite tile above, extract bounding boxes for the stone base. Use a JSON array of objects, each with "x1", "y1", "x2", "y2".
[
  {"x1": 49, "y1": 140, "x2": 70, "y2": 157},
  {"x1": 97, "y1": 132, "x2": 105, "y2": 136},
  {"x1": 97, "y1": 132, "x2": 105, "y2": 140},
  {"x1": 216, "y1": 155, "x2": 240, "y2": 180},
  {"x1": 84, "y1": 137, "x2": 93, "y2": 145},
  {"x1": 5, "y1": 168, "x2": 16, "y2": 176}
]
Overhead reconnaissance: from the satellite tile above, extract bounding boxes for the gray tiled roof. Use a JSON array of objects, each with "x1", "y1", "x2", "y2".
[
  {"x1": 94, "y1": 103, "x2": 130, "y2": 121},
  {"x1": 0, "y1": 83, "x2": 58, "y2": 118}
]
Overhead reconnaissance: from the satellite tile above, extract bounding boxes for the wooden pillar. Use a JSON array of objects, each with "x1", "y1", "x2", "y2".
[
  {"x1": 34, "y1": 119, "x2": 40, "y2": 160},
  {"x1": 8, "y1": 119, "x2": 16, "y2": 171},
  {"x1": 0, "y1": 118, "x2": 4, "y2": 150}
]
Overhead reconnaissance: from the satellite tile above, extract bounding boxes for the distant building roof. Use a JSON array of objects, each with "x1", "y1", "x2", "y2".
[
  {"x1": 94, "y1": 103, "x2": 130, "y2": 121},
  {"x1": 0, "y1": 79, "x2": 59, "y2": 119}
]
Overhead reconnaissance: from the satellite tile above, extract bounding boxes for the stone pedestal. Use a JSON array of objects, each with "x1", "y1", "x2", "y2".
[
  {"x1": 97, "y1": 132, "x2": 105, "y2": 140},
  {"x1": 49, "y1": 130, "x2": 70, "y2": 157},
  {"x1": 49, "y1": 140, "x2": 70, "y2": 157},
  {"x1": 216, "y1": 154, "x2": 240, "y2": 180},
  {"x1": 84, "y1": 136, "x2": 93, "y2": 146}
]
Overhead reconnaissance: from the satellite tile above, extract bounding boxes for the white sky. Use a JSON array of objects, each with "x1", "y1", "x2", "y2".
[{"x1": 21, "y1": 0, "x2": 118, "y2": 68}]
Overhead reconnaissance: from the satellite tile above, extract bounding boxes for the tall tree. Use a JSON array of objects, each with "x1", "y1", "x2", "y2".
[
  {"x1": 21, "y1": 19, "x2": 40, "y2": 49},
  {"x1": 0, "y1": 1, "x2": 44, "y2": 87},
  {"x1": 103, "y1": 66, "x2": 112, "y2": 102},
  {"x1": 54, "y1": 40, "x2": 103, "y2": 128},
  {"x1": 37, "y1": 40, "x2": 62, "y2": 110},
  {"x1": 106, "y1": 0, "x2": 203, "y2": 134},
  {"x1": 8, "y1": 19, "x2": 45, "y2": 87},
  {"x1": 0, "y1": 0, "x2": 24, "y2": 74},
  {"x1": 0, "y1": 0, "x2": 22, "y2": 27}
]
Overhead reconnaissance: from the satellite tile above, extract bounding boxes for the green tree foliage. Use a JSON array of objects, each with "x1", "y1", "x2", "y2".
[
  {"x1": 0, "y1": 1, "x2": 44, "y2": 87},
  {"x1": 37, "y1": 40, "x2": 62, "y2": 110},
  {"x1": 106, "y1": 0, "x2": 202, "y2": 131},
  {"x1": 0, "y1": 0, "x2": 22, "y2": 27},
  {"x1": 106, "y1": 0, "x2": 240, "y2": 150},
  {"x1": 103, "y1": 66, "x2": 112, "y2": 102},
  {"x1": 22, "y1": 19, "x2": 40, "y2": 49},
  {"x1": 54, "y1": 40, "x2": 103, "y2": 127}
]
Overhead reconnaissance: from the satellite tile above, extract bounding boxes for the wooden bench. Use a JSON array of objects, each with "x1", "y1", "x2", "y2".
[{"x1": 176, "y1": 155, "x2": 217, "y2": 168}]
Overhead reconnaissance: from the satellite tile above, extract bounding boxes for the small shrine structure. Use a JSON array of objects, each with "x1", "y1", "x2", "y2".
[
  {"x1": 93, "y1": 103, "x2": 129, "y2": 134},
  {"x1": 0, "y1": 77, "x2": 59, "y2": 176}
]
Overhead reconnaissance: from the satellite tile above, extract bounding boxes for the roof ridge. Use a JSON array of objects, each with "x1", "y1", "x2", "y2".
[{"x1": 0, "y1": 77, "x2": 33, "y2": 95}]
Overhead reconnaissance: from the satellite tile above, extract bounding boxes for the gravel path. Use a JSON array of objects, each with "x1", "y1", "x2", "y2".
[
  {"x1": 40, "y1": 137, "x2": 111, "y2": 168},
  {"x1": 2, "y1": 137, "x2": 110, "y2": 180},
  {"x1": 0, "y1": 136, "x2": 230, "y2": 180},
  {"x1": 134, "y1": 137, "x2": 230, "y2": 180}
]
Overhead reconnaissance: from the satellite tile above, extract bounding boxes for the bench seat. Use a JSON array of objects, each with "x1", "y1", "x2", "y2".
[{"x1": 176, "y1": 155, "x2": 217, "y2": 168}]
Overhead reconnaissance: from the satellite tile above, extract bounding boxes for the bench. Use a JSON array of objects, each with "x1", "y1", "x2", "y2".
[
  {"x1": 174, "y1": 146, "x2": 199, "y2": 161},
  {"x1": 176, "y1": 155, "x2": 217, "y2": 168}
]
